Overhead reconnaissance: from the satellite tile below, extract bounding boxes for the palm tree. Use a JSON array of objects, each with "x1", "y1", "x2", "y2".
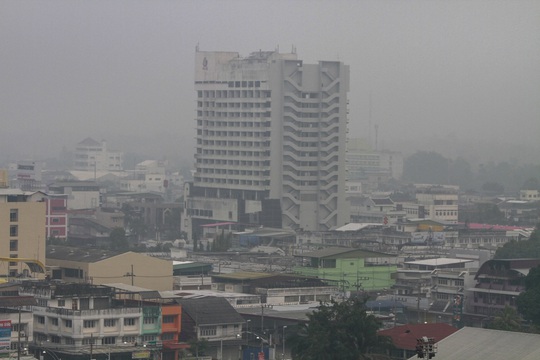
[{"x1": 489, "y1": 306, "x2": 522, "y2": 332}]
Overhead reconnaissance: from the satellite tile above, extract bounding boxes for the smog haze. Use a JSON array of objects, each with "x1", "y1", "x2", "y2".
[{"x1": 1, "y1": 0, "x2": 539, "y2": 165}]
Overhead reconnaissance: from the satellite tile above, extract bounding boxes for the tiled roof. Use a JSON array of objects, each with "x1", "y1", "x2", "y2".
[
  {"x1": 378, "y1": 323, "x2": 458, "y2": 350},
  {"x1": 177, "y1": 297, "x2": 245, "y2": 326},
  {"x1": 78, "y1": 137, "x2": 101, "y2": 146}
]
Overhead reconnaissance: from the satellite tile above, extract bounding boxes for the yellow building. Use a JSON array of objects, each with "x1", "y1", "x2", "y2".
[
  {"x1": 0, "y1": 189, "x2": 46, "y2": 278},
  {"x1": 46, "y1": 245, "x2": 173, "y2": 290}
]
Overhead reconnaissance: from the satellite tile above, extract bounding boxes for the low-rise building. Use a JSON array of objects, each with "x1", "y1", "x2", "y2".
[
  {"x1": 294, "y1": 247, "x2": 397, "y2": 291},
  {"x1": 46, "y1": 246, "x2": 173, "y2": 291}
]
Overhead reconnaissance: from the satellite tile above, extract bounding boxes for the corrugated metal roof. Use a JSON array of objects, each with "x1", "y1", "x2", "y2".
[
  {"x1": 296, "y1": 247, "x2": 394, "y2": 259},
  {"x1": 407, "y1": 327, "x2": 540, "y2": 360},
  {"x1": 0, "y1": 296, "x2": 37, "y2": 307}
]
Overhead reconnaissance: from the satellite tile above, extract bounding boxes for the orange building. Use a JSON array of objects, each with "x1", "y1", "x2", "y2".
[{"x1": 161, "y1": 303, "x2": 184, "y2": 360}]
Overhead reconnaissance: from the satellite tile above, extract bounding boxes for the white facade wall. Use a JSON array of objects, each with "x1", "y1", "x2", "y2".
[{"x1": 185, "y1": 50, "x2": 350, "y2": 236}]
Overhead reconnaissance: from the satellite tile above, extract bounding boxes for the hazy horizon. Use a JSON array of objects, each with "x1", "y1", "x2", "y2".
[{"x1": 2, "y1": 0, "x2": 539, "y2": 167}]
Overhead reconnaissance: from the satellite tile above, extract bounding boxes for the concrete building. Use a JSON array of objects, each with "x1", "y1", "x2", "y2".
[
  {"x1": 0, "y1": 189, "x2": 47, "y2": 278},
  {"x1": 47, "y1": 181, "x2": 101, "y2": 210},
  {"x1": 294, "y1": 247, "x2": 397, "y2": 292},
  {"x1": 74, "y1": 138, "x2": 123, "y2": 172},
  {"x1": 46, "y1": 246, "x2": 173, "y2": 291},
  {"x1": 400, "y1": 185, "x2": 459, "y2": 223},
  {"x1": 346, "y1": 138, "x2": 403, "y2": 193},
  {"x1": 183, "y1": 49, "x2": 350, "y2": 239},
  {"x1": 467, "y1": 258, "x2": 540, "y2": 320}
]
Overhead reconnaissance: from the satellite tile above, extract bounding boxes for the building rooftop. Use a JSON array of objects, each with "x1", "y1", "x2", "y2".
[
  {"x1": 404, "y1": 258, "x2": 474, "y2": 267},
  {"x1": 296, "y1": 247, "x2": 395, "y2": 259},
  {"x1": 177, "y1": 297, "x2": 245, "y2": 325},
  {"x1": 378, "y1": 323, "x2": 458, "y2": 350},
  {"x1": 334, "y1": 223, "x2": 383, "y2": 232},
  {"x1": 408, "y1": 327, "x2": 540, "y2": 360},
  {"x1": 47, "y1": 245, "x2": 122, "y2": 263}
]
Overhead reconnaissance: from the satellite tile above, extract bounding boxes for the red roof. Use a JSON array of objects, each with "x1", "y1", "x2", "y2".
[{"x1": 377, "y1": 323, "x2": 458, "y2": 350}]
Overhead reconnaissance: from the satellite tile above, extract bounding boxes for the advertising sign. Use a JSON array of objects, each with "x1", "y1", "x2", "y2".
[{"x1": 0, "y1": 320, "x2": 12, "y2": 358}]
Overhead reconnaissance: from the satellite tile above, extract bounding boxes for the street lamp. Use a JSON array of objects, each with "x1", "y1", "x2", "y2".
[{"x1": 282, "y1": 326, "x2": 287, "y2": 360}]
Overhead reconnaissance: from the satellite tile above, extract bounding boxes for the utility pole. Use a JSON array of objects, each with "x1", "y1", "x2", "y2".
[
  {"x1": 124, "y1": 264, "x2": 135, "y2": 286},
  {"x1": 90, "y1": 333, "x2": 94, "y2": 360},
  {"x1": 17, "y1": 306, "x2": 21, "y2": 360}
]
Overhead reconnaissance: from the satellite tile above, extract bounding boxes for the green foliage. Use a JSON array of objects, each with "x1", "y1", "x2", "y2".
[
  {"x1": 403, "y1": 151, "x2": 450, "y2": 185},
  {"x1": 518, "y1": 264, "x2": 540, "y2": 327},
  {"x1": 122, "y1": 203, "x2": 148, "y2": 241},
  {"x1": 188, "y1": 338, "x2": 209, "y2": 357},
  {"x1": 488, "y1": 306, "x2": 522, "y2": 332},
  {"x1": 212, "y1": 230, "x2": 232, "y2": 252},
  {"x1": 289, "y1": 298, "x2": 383, "y2": 360},
  {"x1": 494, "y1": 224, "x2": 540, "y2": 259},
  {"x1": 109, "y1": 227, "x2": 129, "y2": 251},
  {"x1": 462, "y1": 203, "x2": 507, "y2": 225}
]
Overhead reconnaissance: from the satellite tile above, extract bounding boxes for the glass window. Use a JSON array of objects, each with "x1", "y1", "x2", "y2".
[{"x1": 10, "y1": 209, "x2": 18, "y2": 222}]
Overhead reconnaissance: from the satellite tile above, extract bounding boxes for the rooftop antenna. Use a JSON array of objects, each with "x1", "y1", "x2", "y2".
[
  {"x1": 195, "y1": 42, "x2": 199, "y2": 52},
  {"x1": 374, "y1": 124, "x2": 379, "y2": 151},
  {"x1": 368, "y1": 92, "x2": 373, "y2": 148}
]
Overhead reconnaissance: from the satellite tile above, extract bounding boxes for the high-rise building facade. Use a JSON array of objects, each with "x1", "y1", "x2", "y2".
[{"x1": 183, "y1": 50, "x2": 350, "y2": 238}]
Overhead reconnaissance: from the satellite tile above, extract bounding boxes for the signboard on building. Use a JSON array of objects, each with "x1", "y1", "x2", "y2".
[
  {"x1": 0, "y1": 320, "x2": 12, "y2": 358},
  {"x1": 411, "y1": 232, "x2": 445, "y2": 244},
  {"x1": 132, "y1": 350, "x2": 151, "y2": 359}
]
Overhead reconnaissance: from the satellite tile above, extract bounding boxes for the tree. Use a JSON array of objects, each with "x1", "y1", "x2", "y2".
[
  {"x1": 494, "y1": 224, "x2": 540, "y2": 259},
  {"x1": 109, "y1": 227, "x2": 129, "y2": 251},
  {"x1": 488, "y1": 306, "x2": 522, "y2": 332},
  {"x1": 403, "y1": 151, "x2": 450, "y2": 185},
  {"x1": 517, "y1": 264, "x2": 540, "y2": 327},
  {"x1": 288, "y1": 298, "x2": 382, "y2": 360},
  {"x1": 188, "y1": 338, "x2": 209, "y2": 357}
]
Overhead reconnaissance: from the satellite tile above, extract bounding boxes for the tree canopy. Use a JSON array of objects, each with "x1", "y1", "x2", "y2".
[
  {"x1": 288, "y1": 298, "x2": 385, "y2": 360},
  {"x1": 494, "y1": 224, "x2": 540, "y2": 259},
  {"x1": 517, "y1": 264, "x2": 540, "y2": 328}
]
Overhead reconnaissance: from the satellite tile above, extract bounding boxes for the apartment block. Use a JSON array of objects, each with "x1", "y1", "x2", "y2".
[{"x1": 184, "y1": 49, "x2": 350, "y2": 239}]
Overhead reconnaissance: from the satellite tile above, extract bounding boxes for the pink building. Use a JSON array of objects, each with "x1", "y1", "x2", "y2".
[{"x1": 45, "y1": 195, "x2": 68, "y2": 239}]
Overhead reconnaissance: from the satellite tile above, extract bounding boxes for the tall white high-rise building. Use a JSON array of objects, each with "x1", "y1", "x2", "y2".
[{"x1": 183, "y1": 49, "x2": 350, "y2": 238}]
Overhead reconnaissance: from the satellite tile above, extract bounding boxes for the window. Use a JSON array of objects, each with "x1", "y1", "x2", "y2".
[
  {"x1": 10, "y1": 209, "x2": 18, "y2": 222},
  {"x1": 122, "y1": 336, "x2": 137, "y2": 344},
  {"x1": 65, "y1": 320, "x2": 72, "y2": 328},
  {"x1": 162, "y1": 315, "x2": 175, "y2": 324},
  {"x1": 144, "y1": 317, "x2": 156, "y2": 325},
  {"x1": 124, "y1": 318, "x2": 136, "y2": 326},
  {"x1": 10, "y1": 225, "x2": 18, "y2": 237},
  {"x1": 200, "y1": 326, "x2": 216, "y2": 336},
  {"x1": 82, "y1": 338, "x2": 94, "y2": 345},
  {"x1": 51, "y1": 336, "x2": 61, "y2": 344},
  {"x1": 36, "y1": 316, "x2": 45, "y2": 325},
  {"x1": 83, "y1": 320, "x2": 96, "y2": 328},
  {"x1": 9, "y1": 240, "x2": 17, "y2": 252},
  {"x1": 102, "y1": 337, "x2": 116, "y2": 345},
  {"x1": 57, "y1": 299, "x2": 65, "y2": 307},
  {"x1": 65, "y1": 338, "x2": 75, "y2": 345},
  {"x1": 50, "y1": 318, "x2": 59, "y2": 326},
  {"x1": 142, "y1": 335, "x2": 156, "y2": 342},
  {"x1": 161, "y1": 333, "x2": 175, "y2": 341},
  {"x1": 104, "y1": 319, "x2": 116, "y2": 327}
]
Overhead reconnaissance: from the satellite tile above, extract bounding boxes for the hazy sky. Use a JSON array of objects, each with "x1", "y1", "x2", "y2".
[{"x1": 1, "y1": 0, "x2": 539, "y2": 164}]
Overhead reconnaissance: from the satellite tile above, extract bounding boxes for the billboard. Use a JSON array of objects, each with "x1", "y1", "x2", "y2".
[
  {"x1": 0, "y1": 320, "x2": 11, "y2": 358},
  {"x1": 411, "y1": 232, "x2": 445, "y2": 244}
]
